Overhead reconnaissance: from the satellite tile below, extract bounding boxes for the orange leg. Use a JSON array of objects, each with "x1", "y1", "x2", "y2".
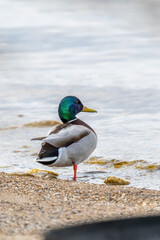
[{"x1": 73, "y1": 164, "x2": 77, "y2": 181}]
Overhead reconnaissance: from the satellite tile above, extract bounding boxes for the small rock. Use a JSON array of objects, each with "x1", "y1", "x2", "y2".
[{"x1": 104, "y1": 176, "x2": 130, "y2": 185}]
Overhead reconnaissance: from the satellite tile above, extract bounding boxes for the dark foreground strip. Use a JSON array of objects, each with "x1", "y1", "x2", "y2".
[{"x1": 45, "y1": 215, "x2": 160, "y2": 240}]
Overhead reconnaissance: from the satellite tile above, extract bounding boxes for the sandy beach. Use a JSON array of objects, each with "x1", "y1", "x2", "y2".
[{"x1": 0, "y1": 172, "x2": 160, "y2": 240}]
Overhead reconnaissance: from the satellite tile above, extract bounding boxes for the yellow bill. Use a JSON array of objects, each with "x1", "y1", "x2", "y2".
[{"x1": 82, "y1": 106, "x2": 97, "y2": 113}]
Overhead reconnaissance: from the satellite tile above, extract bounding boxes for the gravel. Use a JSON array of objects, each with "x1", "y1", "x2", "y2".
[{"x1": 0, "y1": 172, "x2": 160, "y2": 240}]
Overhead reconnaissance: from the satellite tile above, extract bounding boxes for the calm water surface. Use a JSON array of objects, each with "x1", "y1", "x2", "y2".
[{"x1": 0, "y1": 0, "x2": 160, "y2": 190}]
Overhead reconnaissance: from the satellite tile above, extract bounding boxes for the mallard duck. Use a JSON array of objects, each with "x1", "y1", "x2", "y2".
[{"x1": 32, "y1": 96, "x2": 97, "y2": 180}]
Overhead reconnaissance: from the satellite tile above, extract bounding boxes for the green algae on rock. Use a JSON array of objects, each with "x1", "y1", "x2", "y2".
[
  {"x1": 26, "y1": 168, "x2": 58, "y2": 178},
  {"x1": 8, "y1": 172, "x2": 34, "y2": 177},
  {"x1": 22, "y1": 145, "x2": 30, "y2": 148},
  {"x1": 0, "y1": 126, "x2": 18, "y2": 131},
  {"x1": 85, "y1": 157, "x2": 112, "y2": 165},
  {"x1": 7, "y1": 169, "x2": 58, "y2": 179},
  {"x1": 85, "y1": 157, "x2": 149, "y2": 171},
  {"x1": 113, "y1": 160, "x2": 145, "y2": 168},
  {"x1": 23, "y1": 120, "x2": 60, "y2": 127},
  {"x1": 104, "y1": 176, "x2": 130, "y2": 185},
  {"x1": 136, "y1": 164, "x2": 160, "y2": 171}
]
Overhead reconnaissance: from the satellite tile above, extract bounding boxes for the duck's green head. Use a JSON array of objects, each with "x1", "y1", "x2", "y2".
[{"x1": 58, "y1": 96, "x2": 97, "y2": 123}]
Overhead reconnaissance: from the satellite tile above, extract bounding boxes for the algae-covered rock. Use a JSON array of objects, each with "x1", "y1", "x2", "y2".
[
  {"x1": 113, "y1": 160, "x2": 145, "y2": 168},
  {"x1": 136, "y1": 164, "x2": 160, "y2": 171},
  {"x1": 104, "y1": 176, "x2": 130, "y2": 185},
  {"x1": 26, "y1": 168, "x2": 58, "y2": 178},
  {"x1": 0, "y1": 126, "x2": 17, "y2": 131},
  {"x1": 7, "y1": 169, "x2": 58, "y2": 179},
  {"x1": 85, "y1": 157, "x2": 110, "y2": 165},
  {"x1": 8, "y1": 172, "x2": 34, "y2": 177},
  {"x1": 23, "y1": 120, "x2": 60, "y2": 127},
  {"x1": 85, "y1": 158, "x2": 146, "y2": 169}
]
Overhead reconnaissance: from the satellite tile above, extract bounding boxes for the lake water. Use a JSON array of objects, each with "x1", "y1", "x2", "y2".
[{"x1": 0, "y1": 0, "x2": 160, "y2": 190}]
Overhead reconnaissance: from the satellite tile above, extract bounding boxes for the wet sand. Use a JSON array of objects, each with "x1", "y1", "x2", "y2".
[{"x1": 0, "y1": 172, "x2": 160, "y2": 240}]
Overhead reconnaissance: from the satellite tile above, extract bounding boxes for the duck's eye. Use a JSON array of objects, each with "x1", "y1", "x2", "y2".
[{"x1": 75, "y1": 100, "x2": 80, "y2": 104}]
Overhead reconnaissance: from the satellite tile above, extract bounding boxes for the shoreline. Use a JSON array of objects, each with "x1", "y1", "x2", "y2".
[{"x1": 0, "y1": 172, "x2": 160, "y2": 240}]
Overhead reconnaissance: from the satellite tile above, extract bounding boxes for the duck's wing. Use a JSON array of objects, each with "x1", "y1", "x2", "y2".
[
  {"x1": 31, "y1": 125, "x2": 58, "y2": 141},
  {"x1": 43, "y1": 124, "x2": 90, "y2": 148},
  {"x1": 31, "y1": 136, "x2": 46, "y2": 141}
]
